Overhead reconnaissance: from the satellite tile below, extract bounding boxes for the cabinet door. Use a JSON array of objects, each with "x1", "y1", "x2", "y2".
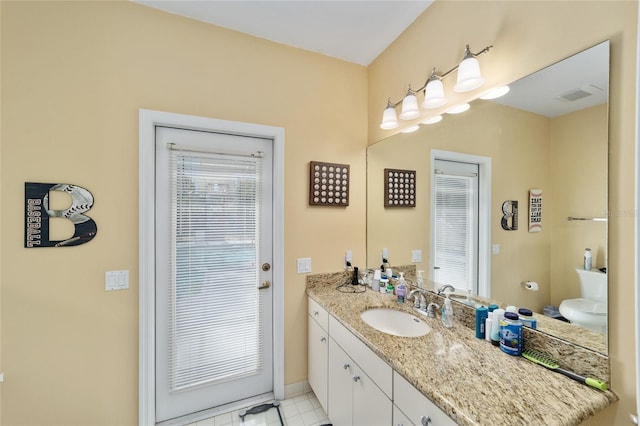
[
  {"x1": 328, "y1": 338, "x2": 354, "y2": 426},
  {"x1": 352, "y1": 366, "x2": 392, "y2": 426},
  {"x1": 393, "y1": 404, "x2": 414, "y2": 426},
  {"x1": 308, "y1": 315, "x2": 328, "y2": 412},
  {"x1": 393, "y1": 372, "x2": 456, "y2": 426}
]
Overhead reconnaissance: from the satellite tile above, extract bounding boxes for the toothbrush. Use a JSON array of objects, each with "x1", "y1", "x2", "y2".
[{"x1": 522, "y1": 349, "x2": 608, "y2": 391}]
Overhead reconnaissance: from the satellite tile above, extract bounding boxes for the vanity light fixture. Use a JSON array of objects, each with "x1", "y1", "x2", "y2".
[{"x1": 379, "y1": 44, "x2": 493, "y2": 130}]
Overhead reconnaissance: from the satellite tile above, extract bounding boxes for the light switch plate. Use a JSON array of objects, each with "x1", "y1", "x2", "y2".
[
  {"x1": 492, "y1": 244, "x2": 500, "y2": 255},
  {"x1": 297, "y1": 258, "x2": 312, "y2": 274},
  {"x1": 105, "y1": 270, "x2": 129, "y2": 291},
  {"x1": 411, "y1": 249, "x2": 422, "y2": 263}
]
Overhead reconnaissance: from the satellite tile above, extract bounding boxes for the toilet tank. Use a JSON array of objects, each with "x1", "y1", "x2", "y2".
[{"x1": 575, "y1": 267, "x2": 607, "y2": 303}]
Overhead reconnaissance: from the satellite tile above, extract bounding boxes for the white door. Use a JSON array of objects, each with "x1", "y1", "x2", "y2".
[{"x1": 155, "y1": 126, "x2": 273, "y2": 422}]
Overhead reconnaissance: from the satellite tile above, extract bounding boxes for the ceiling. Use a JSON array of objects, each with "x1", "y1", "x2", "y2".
[
  {"x1": 133, "y1": 0, "x2": 433, "y2": 66},
  {"x1": 133, "y1": 1, "x2": 608, "y2": 117}
]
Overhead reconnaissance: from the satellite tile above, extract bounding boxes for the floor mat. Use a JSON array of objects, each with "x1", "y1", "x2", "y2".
[{"x1": 239, "y1": 401, "x2": 284, "y2": 426}]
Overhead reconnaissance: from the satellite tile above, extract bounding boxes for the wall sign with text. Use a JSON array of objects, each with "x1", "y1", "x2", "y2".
[
  {"x1": 528, "y1": 189, "x2": 543, "y2": 233},
  {"x1": 25, "y1": 182, "x2": 97, "y2": 248}
]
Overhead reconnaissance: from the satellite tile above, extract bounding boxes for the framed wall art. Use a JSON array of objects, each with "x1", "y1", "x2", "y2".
[
  {"x1": 309, "y1": 161, "x2": 350, "y2": 206},
  {"x1": 384, "y1": 168, "x2": 416, "y2": 207}
]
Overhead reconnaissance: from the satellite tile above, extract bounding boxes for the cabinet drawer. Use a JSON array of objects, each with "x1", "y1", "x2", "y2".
[
  {"x1": 393, "y1": 372, "x2": 456, "y2": 426},
  {"x1": 393, "y1": 404, "x2": 414, "y2": 426},
  {"x1": 329, "y1": 315, "x2": 392, "y2": 398},
  {"x1": 308, "y1": 297, "x2": 329, "y2": 331}
]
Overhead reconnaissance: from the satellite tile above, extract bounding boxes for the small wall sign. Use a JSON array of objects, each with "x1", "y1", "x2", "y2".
[
  {"x1": 25, "y1": 182, "x2": 97, "y2": 248},
  {"x1": 528, "y1": 189, "x2": 543, "y2": 232},
  {"x1": 501, "y1": 200, "x2": 518, "y2": 231}
]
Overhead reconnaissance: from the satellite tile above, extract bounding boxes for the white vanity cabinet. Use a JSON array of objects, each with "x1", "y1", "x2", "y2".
[
  {"x1": 393, "y1": 372, "x2": 456, "y2": 426},
  {"x1": 327, "y1": 315, "x2": 392, "y2": 426},
  {"x1": 308, "y1": 297, "x2": 329, "y2": 412}
]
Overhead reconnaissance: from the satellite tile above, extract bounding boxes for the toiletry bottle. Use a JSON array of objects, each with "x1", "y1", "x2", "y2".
[
  {"x1": 371, "y1": 269, "x2": 381, "y2": 292},
  {"x1": 465, "y1": 289, "x2": 475, "y2": 307},
  {"x1": 518, "y1": 308, "x2": 537, "y2": 329},
  {"x1": 416, "y1": 270, "x2": 424, "y2": 289},
  {"x1": 499, "y1": 312, "x2": 523, "y2": 356},
  {"x1": 584, "y1": 248, "x2": 592, "y2": 270},
  {"x1": 475, "y1": 306, "x2": 488, "y2": 339},
  {"x1": 442, "y1": 295, "x2": 454, "y2": 328},
  {"x1": 490, "y1": 308, "x2": 505, "y2": 346},
  {"x1": 379, "y1": 277, "x2": 389, "y2": 294},
  {"x1": 396, "y1": 272, "x2": 407, "y2": 303},
  {"x1": 352, "y1": 267, "x2": 359, "y2": 285},
  {"x1": 485, "y1": 314, "x2": 493, "y2": 342}
]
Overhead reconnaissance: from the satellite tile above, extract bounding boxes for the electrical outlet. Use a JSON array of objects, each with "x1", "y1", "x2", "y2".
[
  {"x1": 345, "y1": 250, "x2": 353, "y2": 269},
  {"x1": 381, "y1": 248, "x2": 389, "y2": 264}
]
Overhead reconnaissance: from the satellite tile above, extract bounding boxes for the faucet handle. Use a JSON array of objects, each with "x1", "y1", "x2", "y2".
[{"x1": 426, "y1": 302, "x2": 440, "y2": 318}]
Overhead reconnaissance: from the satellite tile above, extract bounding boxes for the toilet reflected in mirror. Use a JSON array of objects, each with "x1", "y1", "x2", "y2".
[{"x1": 559, "y1": 268, "x2": 607, "y2": 334}]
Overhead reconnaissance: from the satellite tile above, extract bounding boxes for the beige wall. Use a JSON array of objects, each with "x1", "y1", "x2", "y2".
[
  {"x1": 369, "y1": 1, "x2": 637, "y2": 424},
  {"x1": 1, "y1": 1, "x2": 367, "y2": 424},
  {"x1": 367, "y1": 100, "x2": 554, "y2": 312},
  {"x1": 550, "y1": 104, "x2": 608, "y2": 306}
]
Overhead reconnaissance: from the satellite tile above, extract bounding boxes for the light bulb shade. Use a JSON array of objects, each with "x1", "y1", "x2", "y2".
[
  {"x1": 422, "y1": 79, "x2": 447, "y2": 109},
  {"x1": 421, "y1": 115, "x2": 443, "y2": 125},
  {"x1": 399, "y1": 93, "x2": 420, "y2": 120},
  {"x1": 479, "y1": 85, "x2": 510, "y2": 100},
  {"x1": 454, "y1": 56, "x2": 484, "y2": 92},
  {"x1": 380, "y1": 106, "x2": 399, "y2": 130},
  {"x1": 445, "y1": 103, "x2": 471, "y2": 114},
  {"x1": 400, "y1": 125, "x2": 420, "y2": 134}
]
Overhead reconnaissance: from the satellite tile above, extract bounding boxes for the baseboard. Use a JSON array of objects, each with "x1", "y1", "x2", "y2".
[{"x1": 284, "y1": 380, "x2": 311, "y2": 399}]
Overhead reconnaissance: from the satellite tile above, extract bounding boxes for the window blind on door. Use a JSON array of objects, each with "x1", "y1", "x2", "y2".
[
  {"x1": 433, "y1": 162, "x2": 479, "y2": 293},
  {"x1": 168, "y1": 148, "x2": 263, "y2": 392}
]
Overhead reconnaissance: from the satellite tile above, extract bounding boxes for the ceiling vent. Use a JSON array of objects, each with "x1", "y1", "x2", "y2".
[{"x1": 555, "y1": 84, "x2": 603, "y2": 103}]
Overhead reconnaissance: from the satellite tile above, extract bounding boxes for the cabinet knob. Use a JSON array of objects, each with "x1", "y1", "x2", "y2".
[
  {"x1": 352, "y1": 375, "x2": 360, "y2": 382},
  {"x1": 313, "y1": 310, "x2": 319, "y2": 316},
  {"x1": 343, "y1": 363, "x2": 350, "y2": 370},
  {"x1": 421, "y1": 416, "x2": 432, "y2": 426},
  {"x1": 320, "y1": 336, "x2": 327, "y2": 342}
]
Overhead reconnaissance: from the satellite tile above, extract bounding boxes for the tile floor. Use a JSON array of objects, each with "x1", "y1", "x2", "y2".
[{"x1": 186, "y1": 392, "x2": 331, "y2": 426}]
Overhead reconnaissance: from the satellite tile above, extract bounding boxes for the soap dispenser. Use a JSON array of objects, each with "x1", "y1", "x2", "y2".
[
  {"x1": 396, "y1": 272, "x2": 407, "y2": 303},
  {"x1": 442, "y1": 295, "x2": 454, "y2": 328}
]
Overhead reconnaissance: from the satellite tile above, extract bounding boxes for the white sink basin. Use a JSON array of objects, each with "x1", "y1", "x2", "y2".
[{"x1": 360, "y1": 308, "x2": 431, "y2": 337}]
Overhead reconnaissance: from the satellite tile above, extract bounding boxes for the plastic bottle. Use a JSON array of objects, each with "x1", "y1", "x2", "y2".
[
  {"x1": 584, "y1": 248, "x2": 592, "y2": 270},
  {"x1": 518, "y1": 308, "x2": 537, "y2": 329},
  {"x1": 371, "y1": 269, "x2": 381, "y2": 292},
  {"x1": 499, "y1": 312, "x2": 523, "y2": 356},
  {"x1": 442, "y1": 295, "x2": 454, "y2": 328},
  {"x1": 396, "y1": 272, "x2": 407, "y2": 303},
  {"x1": 490, "y1": 308, "x2": 505, "y2": 346},
  {"x1": 475, "y1": 306, "x2": 488, "y2": 339},
  {"x1": 416, "y1": 270, "x2": 425, "y2": 289},
  {"x1": 379, "y1": 278, "x2": 389, "y2": 294}
]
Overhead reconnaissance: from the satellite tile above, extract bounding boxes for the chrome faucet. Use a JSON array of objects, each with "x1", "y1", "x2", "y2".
[
  {"x1": 426, "y1": 302, "x2": 440, "y2": 318},
  {"x1": 437, "y1": 284, "x2": 455, "y2": 295},
  {"x1": 407, "y1": 288, "x2": 427, "y2": 310}
]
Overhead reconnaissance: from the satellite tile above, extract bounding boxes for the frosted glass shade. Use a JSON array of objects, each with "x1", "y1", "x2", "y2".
[
  {"x1": 399, "y1": 93, "x2": 420, "y2": 120},
  {"x1": 445, "y1": 103, "x2": 470, "y2": 114},
  {"x1": 422, "y1": 79, "x2": 447, "y2": 109},
  {"x1": 380, "y1": 106, "x2": 399, "y2": 130},
  {"x1": 454, "y1": 57, "x2": 484, "y2": 93},
  {"x1": 421, "y1": 115, "x2": 443, "y2": 125},
  {"x1": 479, "y1": 85, "x2": 510, "y2": 99}
]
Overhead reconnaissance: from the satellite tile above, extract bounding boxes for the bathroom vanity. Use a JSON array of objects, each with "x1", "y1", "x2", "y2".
[{"x1": 307, "y1": 274, "x2": 616, "y2": 426}]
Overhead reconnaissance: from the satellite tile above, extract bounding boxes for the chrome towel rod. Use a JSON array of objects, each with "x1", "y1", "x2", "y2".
[{"x1": 567, "y1": 216, "x2": 608, "y2": 222}]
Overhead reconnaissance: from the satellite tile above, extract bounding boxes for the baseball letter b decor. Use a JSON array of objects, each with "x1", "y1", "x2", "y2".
[{"x1": 25, "y1": 182, "x2": 97, "y2": 248}]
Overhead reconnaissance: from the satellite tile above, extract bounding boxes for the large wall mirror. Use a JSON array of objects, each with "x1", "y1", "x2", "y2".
[{"x1": 366, "y1": 41, "x2": 609, "y2": 355}]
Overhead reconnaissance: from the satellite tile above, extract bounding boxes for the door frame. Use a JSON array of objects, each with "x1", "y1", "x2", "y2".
[
  {"x1": 430, "y1": 149, "x2": 492, "y2": 298},
  {"x1": 138, "y1": 109, "x2": 285, "y2": 425}
]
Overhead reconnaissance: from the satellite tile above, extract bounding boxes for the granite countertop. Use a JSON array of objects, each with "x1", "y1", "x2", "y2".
[{"x1": 307, "y1": 279, "x2": 617, "y2": 426}]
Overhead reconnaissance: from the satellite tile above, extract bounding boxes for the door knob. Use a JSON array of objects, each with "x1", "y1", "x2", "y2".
[{"x1": 258, "y1": 280, "x2": 271, "y2": 290}]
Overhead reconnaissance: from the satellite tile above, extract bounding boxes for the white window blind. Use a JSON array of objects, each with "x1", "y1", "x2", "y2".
[
  {"x1": 433, "y1": 160, "x2": 479, "y2": 293},
  {"x1": 168, "y1": 147, "x2": 263, "y2": 392}
]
